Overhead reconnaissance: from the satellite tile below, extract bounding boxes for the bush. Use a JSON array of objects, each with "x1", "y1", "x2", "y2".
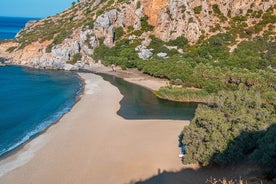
[
  {"x1": 212, "y1": 4, "x2": 221, "y2": 15},
  {"x1": 182, "y1": 89, "x2": 276, "y2": 172},
  {"x1": 250, "y1": 124, "x2": 276, "y2": 179},
  {"x1": 155, "y1": 87, "x2": 209, "y2": 102},
  {"x1": 68, "y1": 53, "x2": 82, "y2": 64},
  {"x1": 167, "y1": 36, "x2": 188, "y2": 48},
  {"x1": 114, "y1": 27, "x2": 124, "y2": 41},
  {"x1": 6, "y1": 46, "x2": 17, "y2": 53},
  {"x1": 193, "y1": 6, "x2": 202, "y2": 14},
  {"x1": 140, "y1": 16, "x2": 154, "y2": 32},
  {"x1": 136, "y1": 1, "x2": 141, "y2": 9},
  {"x1": 148, "y1": 35, "x2": 166, "y2": 54}
]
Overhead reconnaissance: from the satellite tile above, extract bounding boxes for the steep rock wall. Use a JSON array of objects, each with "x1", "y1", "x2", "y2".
[{"x1": 150, "y1": 0, "x2": 275, "y2": 43}]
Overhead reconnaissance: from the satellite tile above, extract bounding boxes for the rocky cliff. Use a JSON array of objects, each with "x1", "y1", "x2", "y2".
[
  {"x1": 0, "y1": 0, "x2": 275, "y2": 70},
  {"x1": 141, "y1": 0, "x2": 275, "y2": 43}
]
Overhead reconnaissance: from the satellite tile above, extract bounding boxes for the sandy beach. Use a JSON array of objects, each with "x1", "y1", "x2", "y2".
[
  {"x1": 0, "y1": 68, "x2": 266, "y2": 184},
  {"x1": 0, "y1": 72, "x2": 188, "y2": 184}
]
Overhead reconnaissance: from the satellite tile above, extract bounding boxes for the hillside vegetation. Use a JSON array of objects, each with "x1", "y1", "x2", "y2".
[
  {"x1": 1, "y1": 0, "x2": 275, "y2": 180},
  {"x1": 7, "y1": 2, "x2": 276, "y2": 91},
  {"x1": 182, "y1": 89, "x2": 276, "y2": 178}
]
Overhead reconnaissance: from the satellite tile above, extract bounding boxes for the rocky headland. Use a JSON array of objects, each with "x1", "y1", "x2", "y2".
[{"x1": 0, "y1": 0, "x2": 274, "y2": 71}]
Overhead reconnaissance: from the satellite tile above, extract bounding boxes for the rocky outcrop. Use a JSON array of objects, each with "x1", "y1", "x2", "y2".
[
  {"x1": 15, "y1": 20, "x2": 38, "y2": 39},
  {"x1": 93, "y1": 2, "x2": 142, "y2": 47},
  {"x1": 0, "y1": 36, "x2": 85, "y2": 70},
  {"x1": 140, "y1": 0, "x2": 169, "y2": 25},
  {"x1": 0, "y1": 0, "x2": 275, "y2": 68},
  {"x1": 138, "y1": 48, "x2": 153, "y2": 60},
  {"x1": 29, "y1": 38, "x2": 81, "y2": 69},
  {"x1": 51, "y1": 40, "x2": 80, "y2": 60},
  {"x1": 157, "y1": 52, "x2": 168, "y2": 58},
  {"x1": 80, "y1": 29, "x2": 98, "y2": 56},
  {"x1": 140, "y1": 0, "x2": 275, "y2": 43},
  {"x1": 94, "y1": 9, "x2": 118, "y2": 47}
]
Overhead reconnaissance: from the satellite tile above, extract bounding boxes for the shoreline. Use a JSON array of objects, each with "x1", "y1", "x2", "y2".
[
  {"x1": 0, "y1": 66, "x2": 268, "y2": 184},
  {"x1": 0, "y1": 64, "x2": 187, "y2": 160},
  {"x1": 0, "y1": 71, "x2": 189, "y2": 184},
  {"x1": 0, "y1": 66, "x2": 84, "y2": 160},
  {"x1": 97, "y1": 68, "x2": 169, "y2": 91}
]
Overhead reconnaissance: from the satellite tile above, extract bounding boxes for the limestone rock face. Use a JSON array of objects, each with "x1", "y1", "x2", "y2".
[
  {"x1": 51, "y1": 40, "x2": 80, "y2": 61},
  {"x1": 140, "y1": 0, "x2": 275, "y2": 43},
  {"x1": 80, "y1": 29, "x2": 98, "y2": 56},
  {"x1": 157, "y1": 52, "x2": 168, "y2": 58},
  {"x1": 0, "y1": 0, "x2": 275, "y2": 68},
  {"x1": 64, "y1": 63, "x2": 79, "y2": 71},
  {"x1": 94, "y1": 9, "x2": 117, "y2": 47},
  {"x1": 93, "y1": 2, "x2": 142, "y2": 47},
  {"x1": 140, "y1": 0, "x2": 169, "y2": 25},
  {"x1": 138, "y1": 48, "x2": 153, "y2": 60}
]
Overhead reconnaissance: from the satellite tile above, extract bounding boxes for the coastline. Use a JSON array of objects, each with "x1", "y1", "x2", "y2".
[
  {"x1": 0, "y1": 65, "x2": 83, "y2": 159},
  {"x1": 0, "y1": 72, "x2": 189, "y2": 184}
]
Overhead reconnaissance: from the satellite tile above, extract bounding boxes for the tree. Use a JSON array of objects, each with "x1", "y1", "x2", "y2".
[{"x1": 182, "y1": 89, "x2": 276, "y2": 170}]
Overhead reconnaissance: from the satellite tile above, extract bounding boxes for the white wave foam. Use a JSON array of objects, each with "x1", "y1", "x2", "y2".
[
  {"x1": 0, "y1": 103, "x2": 73, "y2": 177},
  {"x1": 0, "y1": 107, "x2": 70, "y2": 158},
  {"x1": 0, "y1": 133, "x2": 49, "y2": 177}
]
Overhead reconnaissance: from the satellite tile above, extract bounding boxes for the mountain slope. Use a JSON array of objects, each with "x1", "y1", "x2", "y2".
[
  {"x1": 0, "y1": 0, "x2": 275, "y2": 69},
  {"x1": 0, "y1": 0, "x2": 275, "y2": 103},
  {"x1": 0, "y1": 0, "x2": 275, "y2": 178}
]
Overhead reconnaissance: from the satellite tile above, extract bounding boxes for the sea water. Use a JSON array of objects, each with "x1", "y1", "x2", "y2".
[
  {"x1": 0, "y1": 16, "x2": 197, "y2": 159},
  {"x1": 0, "y1": 66, "x2": 82, "y2": 157},
  {"x1": 0, "y1": 16, "x2": 39, "y2": 40},
  {"x1": 0, "y1": 16, "x2": 83, "y2": 157}
]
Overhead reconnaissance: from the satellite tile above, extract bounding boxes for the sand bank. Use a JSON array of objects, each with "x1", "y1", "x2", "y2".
[
  {"x1": 0, "y1": 72, "x2": 188, "y2": 184},
  {"x1": 100, "y1": 68, "x2": 169, "y2": 91}
]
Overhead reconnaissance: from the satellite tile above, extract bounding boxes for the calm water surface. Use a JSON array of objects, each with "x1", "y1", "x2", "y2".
[
  {"x1": 99, "y1": 73, "x2": 197, "y2": 120},
  {"x1": 0, "y1": 16, "x2": 196, "y2": 158}
]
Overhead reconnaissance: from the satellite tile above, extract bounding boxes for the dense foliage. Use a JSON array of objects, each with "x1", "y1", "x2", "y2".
[
  {"x1": 182, "y1": 89, "x2": 276, "y2": 178},
  {"x1": 4, "y1": 0, "x2": 276, "y2": 179},
  {"x1": 94, "y1": 33, "x2": 275, "y2": 102}
]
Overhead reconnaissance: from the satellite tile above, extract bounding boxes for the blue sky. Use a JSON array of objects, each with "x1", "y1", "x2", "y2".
[{"x1": 0, "y1": 0, "x2": 74, "y2": 18}]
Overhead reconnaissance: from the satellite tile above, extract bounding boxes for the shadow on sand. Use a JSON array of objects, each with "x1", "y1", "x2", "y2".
[
  {"x1": 130, "y1": 164, "x2": 271, "y2": 184},
  {"x1": 130, "y1": 124, "x2": 276, "y2": 184}
]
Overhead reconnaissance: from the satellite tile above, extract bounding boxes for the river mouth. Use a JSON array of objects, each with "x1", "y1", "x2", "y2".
[{"x1": 98, "y1": 73, "x2": 197, "y2": 120}]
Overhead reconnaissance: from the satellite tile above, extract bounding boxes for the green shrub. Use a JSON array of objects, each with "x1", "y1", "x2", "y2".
[
  {"x1": 155, "y1": 87, "x2": 209, "y2": 102},
  {"x1": 140, "y1": 16, "x2": 154, "y2": 32},
  {"x1": 182, "y1": 89, "x2": 276, "y2": 168},
  {"x1": 114, "y1": 27, "x2": 124, "y2": 41},
  {"x1": 68, "y1": 53, "x2": 82, "y2": 64},
  {"x1": 6, "y1": 46, "x2": 17, "y2": 53},
  {"x1": 136, "y1": 1, "x2": 141, "y2": 9},
  {"x1": 148, "y1": 35, "x2": 166, "y2": 54},
  {"x1": 96, "y1": 9, "x2": 104, "y2": 17},
  {"x1": 188, "y1": 17, "x2": 194, "y2": 23},
  {"x1": 212, "y1": 4, "x2": 221, "y2": 15},
  {"x1": 193, "y1": 6, "x2": 202, "y2": 14}
]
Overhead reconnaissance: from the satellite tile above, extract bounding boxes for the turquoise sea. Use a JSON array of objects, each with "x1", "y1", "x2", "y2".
[
  {"x1": 0, "y1": 66, "x2": 82, "y2": 157},
  {"x1": 0, "y1": 16, "x2": 39, "y2": 40},
  {"x1": 0, "y1": 17, "x2": 83, "y2": 157},
  {"x1": 0, "y1": 16, "x2": 196, "y2": 158}
]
